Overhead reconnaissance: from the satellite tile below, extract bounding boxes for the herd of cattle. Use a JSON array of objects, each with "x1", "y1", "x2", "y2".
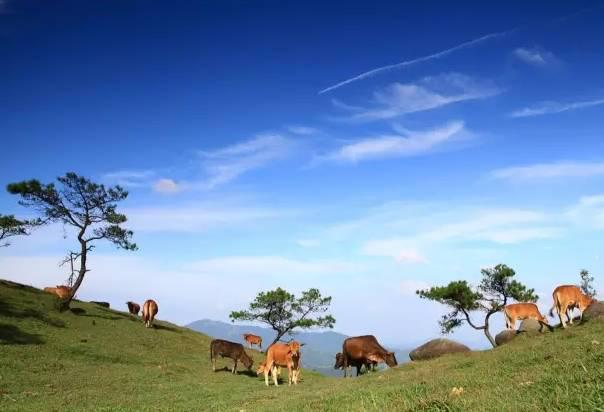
[{"x1": 42, "y1": 283, "x2": 597, "y2": 386}]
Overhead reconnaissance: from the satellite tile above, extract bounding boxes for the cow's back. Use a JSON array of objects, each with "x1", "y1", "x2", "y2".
[
  {"x1": 343, "y1": 335, "x2": 383, "y2": 360},
  {"x1": 554, "y1": 285, "x2": 582, "y2": 303}
]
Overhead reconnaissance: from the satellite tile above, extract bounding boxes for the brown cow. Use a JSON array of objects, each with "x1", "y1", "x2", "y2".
[
  {"x1": 334, "y1": 352, "x2": 376, "y2": 376},
  {"x1": 261, "y1": 341, "x2": 302, "y2": 386},
  {"x1": 210, "y1": 339, "x2": 253, "y2": 374},
  {"x1": 504, "y1": 303, "x2": 551, "y2": 331},
  {"x1": 549, "y1": 285, "x2": 596, "y2": 328},
  {"x1": 243, "y1": 333, "x2": 262, "y2": 350},
  {"x1": 43, "y1": 285, "x2": 71, "y2": 300},
  {"x1": 126, "y1": 301, "x2": 140, "y2": 316},
  {"x1": 341, "y1": 335, "x2": 397, "y2": 377},
  {"x1": 142, "y1": 299, "x2": 158, "y2": 328}
]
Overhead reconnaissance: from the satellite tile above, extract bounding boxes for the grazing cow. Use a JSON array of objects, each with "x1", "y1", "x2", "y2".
[
  {"x1": 210, "y1": 339, "x2": 253, "y2": 374},
  {"x1": 341, "y1": 335, "x2": 397, "y2": 378},
  {"x1": 126, "y1": 301, "x2": 141, "y2": 316},
  {"x1": 334, "y1": 352, "x2": 376, "y2": 376},
  {"x1": 261, "y1": 341, "x2": 302, "y2": 386},
  {"x1": 504, "y1": 303, "x2": 551, "y2": 331},
  {"x1": 43, "y1": 285, "x2": 71, "y2": 300},
  {"x1": 549, "y1": 285, "x2": 596, "y2": 328},
  {"x1": 142, "y1": 299, "x2": 158, "y2": 328},
  {"x1": 243, "y1": 333, "x2": 262, "y2": 350}
]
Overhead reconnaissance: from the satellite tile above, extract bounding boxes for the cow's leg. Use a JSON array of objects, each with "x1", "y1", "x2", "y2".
[
  {"x1": 568, "y1": 307, "x2": 574, "y2": 324},
  {"x1": 264, "y1": 363, "x2": 271, "y2": 386},
  {"x1": 272, "y1": 365, "x2": 279, "y2": 386},
  {"x1": 232, "y1": 359, "x2": 238, "y2": 374},
  {"x1": 288, "y1": 364, "x2": 293, "y2": 385},
  {"x1": 212, "y1": 352, "x2": 216, "y2": 372},
  {"x1": 559, "y1": 303, "x2": 568, "y2": 328}
]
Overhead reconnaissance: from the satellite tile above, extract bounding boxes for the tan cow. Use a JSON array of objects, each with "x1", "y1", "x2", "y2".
[
  {"x1": 243, "y1": 333, "x2": 262, "y2": 350},
  {"x1": 43, "y1": 285, "x2": 71, "y2": 300},
  {"x1": 261, "y1": 341, "x2": 302, "y2": 386},
  {"x1": 142, "y1": 299, "x2": 158, "y2": 328},
  {"x1": 549, "y1": 285, "x2": 595, "y2": 328},
  {"x1": 503, "y1": 303, "x2": 550, "y2": 331}
]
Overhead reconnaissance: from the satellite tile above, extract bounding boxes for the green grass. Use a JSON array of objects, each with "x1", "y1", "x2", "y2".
[{"x1": 1, "y1": 279, "x2": 604, "y2": 411}]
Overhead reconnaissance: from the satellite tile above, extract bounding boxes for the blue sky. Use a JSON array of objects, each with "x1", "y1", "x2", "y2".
[{"x1": 1, "y1": 1, "x2": 604, "y2": 348}]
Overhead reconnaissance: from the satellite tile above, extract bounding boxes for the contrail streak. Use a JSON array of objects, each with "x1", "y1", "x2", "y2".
[{"x1": 318, "y1": 29, "x2": 514, "y2": 94}]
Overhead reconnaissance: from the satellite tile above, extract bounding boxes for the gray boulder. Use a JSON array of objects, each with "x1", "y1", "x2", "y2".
[
  {"x1": 495, "y1": 330, "x2": 517, "y2": 346},
  {"x1": 584, "y1": 301, "x2": 604, "y2": 321},
  {"x1": 409, "y1": 338, "x2": 470, "y2": 361},
  {"x1": 519, "y1": 318, "x2": 549, "y2": 333}
]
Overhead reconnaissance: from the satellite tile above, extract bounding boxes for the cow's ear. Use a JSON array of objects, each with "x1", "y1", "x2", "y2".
[{"x1": 300, "y1": 343, "x2": 306, "y2": 347}]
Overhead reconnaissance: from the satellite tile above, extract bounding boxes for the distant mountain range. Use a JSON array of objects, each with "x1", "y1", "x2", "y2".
[{"x1": 186, "y1": 319, "x2": 410, "y2": 377}]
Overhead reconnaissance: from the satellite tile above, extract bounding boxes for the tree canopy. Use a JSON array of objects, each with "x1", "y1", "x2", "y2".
[
  {"x1": 0, "y1": 214, "x2": 41, "y2": 247},
  {"x1": 7, "y1": 172, "x2": 137, "y2": 308},
  {"x1": 579, "y1": 269, "x2": 597, "y2": 298},
  {"x1": 229, "y1": 287, "x2": 335, "y2": 345},
  {"x1": 417, "y1": 264, "x2": 538, "y2": 347}
]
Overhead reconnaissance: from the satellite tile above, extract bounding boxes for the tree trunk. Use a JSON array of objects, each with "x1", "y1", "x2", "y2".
[
  {"x1": 270, "y1": 331, "x2": 287, "y2": 347},
  {"x1": 60, "y1": 238, "x2": 87, "y2": 311},
  {"x1": 483, "y1": 312, "x2": 496, "y2": 348}
]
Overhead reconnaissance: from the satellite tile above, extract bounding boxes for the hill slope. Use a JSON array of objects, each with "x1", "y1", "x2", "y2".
[
  {"x1": 1, "y1": 279, "x2": 604, "y2": 411},
  {"x1": 187, "y1": 318, "x2": 410, "y2": 376}
]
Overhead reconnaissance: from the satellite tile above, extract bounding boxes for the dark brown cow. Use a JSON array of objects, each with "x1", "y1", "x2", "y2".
[
  {"x1": 210, "y1": 339, "x2": 254, "y2": 374},
  {"x1": 341, "y1": 335, "x2": 397, "y2": 377},
  {"x1": 142, "y1": 299, "x2": 158, "y2": 328},
  {"x1": 243, "y1": 333, "x2": 262, "y2": 350},
  {"x1": 334, "y1": 352, "x2": 376, "y2": 376},
  {"x1": 126, "y1": 301, "x2": 140, "y2": 316}
]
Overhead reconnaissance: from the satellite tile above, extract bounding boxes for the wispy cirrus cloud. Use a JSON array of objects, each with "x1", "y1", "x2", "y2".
[
  {"x1": 198, "y1": 134, "x2": 294, "y2": 189},
  {"x1": 513, "y1": 47, "x2": 556, "y2": 66},
  {"x1": 492, "y1": 161, "x2": 604, "y2": 181},
  {"x1": 319, "y1": 29, "x2": 513, "y2": 94},
  {"x1": 510, "y1": 98, "x2": 604, "y2": 118},
  {"x1": 287, "y1": 125, "x2": 320, "y2": 136},
  {"x1": 334, "y1": 73, "x2": 500, "y2": 122},
  {"x1": 320, "y1": 120, "x2": 467, "y2": 164},
  {"x1": 126, "y1": 204, "x2": 296, "y2": 233}
]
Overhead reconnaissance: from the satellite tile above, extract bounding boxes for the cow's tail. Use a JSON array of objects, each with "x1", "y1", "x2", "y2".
[{"x1": 549, "y1": 293, "x2": 558, "y2": 317}]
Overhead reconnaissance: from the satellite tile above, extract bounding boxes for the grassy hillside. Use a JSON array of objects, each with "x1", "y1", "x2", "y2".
[{"x1": 1, "y1": 279, "x2": 604, "y2": 411}]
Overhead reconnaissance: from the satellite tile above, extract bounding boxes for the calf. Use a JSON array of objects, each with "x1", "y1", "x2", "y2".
[
  {"x1": 210, "y1": 339, "x2": 253, "y2": 374},
  {"x1": 549, "y1": 285, "x2": 595, "y2": 328},
  {"x1": 504, "y1": 302, "x2": 551, "y2": 331},
  {"x1": 334, "y1": 352, "x2": 376, "y2": 376},
  {"x1": 342, "y1": 335, "x2": 397, "y2": 377},
  {"x1": 43, "y1": 285, "x2": 71, "y2": 300},
  {"x1": 243, "y1": 333, "x2": 262, "y2": 350},
  {"x1": 142, "y1": 299, "x2": 158, "y2": 328},
  {"x1": 126, "y1": 301, "x2": 141, "y2": 316},
  {"x1": 262, "y1": 341, "x2": 302, "y2": 386}
]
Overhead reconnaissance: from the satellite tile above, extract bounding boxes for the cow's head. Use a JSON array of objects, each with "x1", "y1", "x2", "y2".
[
  {"x1": 580, "y1": 294, "x2": 597, "y2": 310},
  {"x1": 241, "y1": 353, "x2": 254, "y2": 370},
  {"x1": 256, "y1": 361, "x2": 266, "y2": 376},
  {"x1": 334, "y1": 352, "x2": 344, "y2": 369},
  {"x1": 384, "y1": 351, "x2": 398, "y2": 368}
]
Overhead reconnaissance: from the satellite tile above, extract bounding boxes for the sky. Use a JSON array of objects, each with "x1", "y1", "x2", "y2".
[{"x1": 1, "y1": 0, "x2": 604, "y2": 349}]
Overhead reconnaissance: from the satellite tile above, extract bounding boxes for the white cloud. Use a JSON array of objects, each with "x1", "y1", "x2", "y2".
[
  {"x1": 566, "y1": 195, "x2": 604, "y2": 229},
  {"x1": 513, "y1": 47, "x2": 556, "y2": 66},
  {"x1": 102, "y1": 170, "x2": 156, "y2": 187},
  {"x1": 510, "y1": 98, "x2": 604, "y2": 118},
  {"x1": 318, "y1": 29, "x2": 512, "y2": 94},
  {"x1": 297, "y1": 239, "x2": 321, "y2": 248},
  {"x1": 199, "y1": 134, "x2": 294, "y2": 189},
  {"x1": 336, "y1": 73, "x2": 500, "y2": 121},
  {"x1": 363, "y1": 240, "x2": 427, "y2": 264},
  {"x1": 126, "y1": 204, "x2": 294, "y2": 232},
  {"x1": 152, "y1": 178, "x2": 182, "y2": 194},
  {"x1": 287, "y1": 126, "x2": 320, "y2": 136},
  {"x1": 184, "y1": 256, "x2": 361, "y2": 277},
  {"x1": 492, "y1": 161, "x2": 604, "y2": 180},
  {"x1": 321, "y1": 121, "x2": 467, "y2": 163}
]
